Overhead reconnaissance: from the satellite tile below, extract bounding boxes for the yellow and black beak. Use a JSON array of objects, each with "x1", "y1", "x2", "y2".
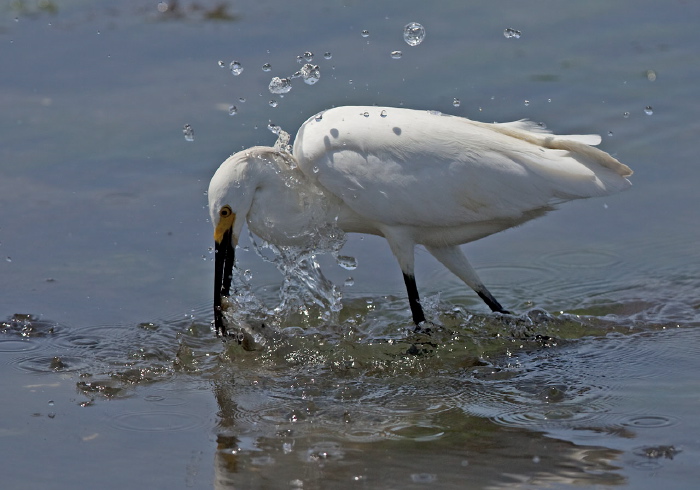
[{"x1": 214, "y1": 207, "x2": 236, "y2": 337}]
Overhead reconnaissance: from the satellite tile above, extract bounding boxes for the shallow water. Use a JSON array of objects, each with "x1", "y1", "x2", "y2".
[{"x1": 2, "y1": 1, "x2": 700, "y2": 489}]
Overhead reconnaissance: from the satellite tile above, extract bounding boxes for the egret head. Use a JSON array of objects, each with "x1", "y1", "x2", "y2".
[{"x1": 208, "y1": 147, "x2": 293, "y2": 337}]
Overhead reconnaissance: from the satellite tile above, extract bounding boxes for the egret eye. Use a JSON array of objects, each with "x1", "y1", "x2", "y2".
[{"x1": 220, "y1": 206, "x2": 232, "y2": 217}]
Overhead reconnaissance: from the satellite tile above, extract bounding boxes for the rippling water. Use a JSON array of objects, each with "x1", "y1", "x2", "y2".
[{"x1": 2, "y1": 1, "x2": 700, "y2": 489}]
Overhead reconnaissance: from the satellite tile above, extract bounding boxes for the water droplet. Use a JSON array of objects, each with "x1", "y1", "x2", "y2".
[
  {"x1": 296, "y1": 55, "x2": 304, "y2": 63},
  {"x1": 504, "y1": 28, "x2": 521, "y2": 39},
  {"x1": 269, "y1": 77, "x2": 292, "y2": 94},
  {"x1": 217, "y1": 60, "x2": 225, "y2": 68},
  {"x1": 182, "y1": 124, "x2": 194, "y2": 142},
  {"x1": 300, "y1": 63, "x2": 320, "y2": 85},
  {"x1": 361, "y1": 30, "x2": 370, "y2": 38},
  {"x1": 644, "y1": 106, "x2": 654, "y2": 115},
  {"x1": 390, "y1": 50, "x2": 403, "y2": 59},
  {"x1": 380, "y1": 110, "x2": 387, "y2": 117},
  {"x1": 228, "y1": 105, "x2": 238, "y2": 116},
  {"x1": 314, "y1": 112, "x2": 324, "y2": 122},
  {"x1": 427, "y1": 110, "x2": 442, "y2": 116},
  {"x1": 243, "y1": 269, "x2": 253, "y2": 281},
  {"x1": 646, "y1": 69, "x2": 657, "y2": 81},
  {"x1": 229, "y1": 61, "x2": 243, "y2": 76},
  {"x1": 268, "y1": 122, "x2": 281, "y2": 134},
  {"x1": 608, "y1": 131, "x2": 614, "y2": 137},
  {"x1": 262, "y1": 63, "x2": 272, "y2": 72},
  {"x1": 157, "y1": 2, "x2": 169, "y2": 13},
  {"x1": 411, "y1": 474, "x2": 437, "y2": 484},
  {"x1": 239, "y1": 97, "x2": 246, "y2": 103},
  {"x1": 336, "y1": 255, "x2": 357, "y2": 270},
  {"x1": 623, "y1": 111, "x2": 630, "y2": 118},
  {"x1": 303, "y1": 51, "x2": 314, "y2": 62},
  {"x1": 48, "y1": 400, "x2": 54, "y2": 406},
  {"x1": 524, "y1": 100, "x2": 530, "y2": 106},
  {"x1": 290, "y1": 70, "x2": 302, "y2": 79},
  {"x1": 324, "y1": 52, "x2": 332, "y2": 60},
  {"x1": 452, "y1": 98, "x2": 461, "y2": 107},
  {"x1": 362, "y1": 111, "x2": 369, "y2": 117},
  {"x1": 532, "y1": 455, "x2": 541, "y2": 464},
  {"x1": 403, "y1": 22, "x2": 426, "y2": 46},
  {"x1": 312, "y1": 166, "x2": 320, "y2": 173},
  {"x1": 344, "y1": 277, "x2": 355, "y2": 287},
  {"x1": 269, "y1": 100, "x2": 278, "y2": 108}
]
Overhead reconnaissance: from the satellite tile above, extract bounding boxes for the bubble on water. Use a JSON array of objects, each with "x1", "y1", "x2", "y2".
[
  {"x1": 217, "y1": 60, "x2": 225, "y2": 68},
  {"x1": 452, "y1": 98, "x2": 461, "y2": 107},
  {"x1": 380, "y1": 110, "x2": 388, "y2": 117},
  {"x1": 269, "y1": 100, "x2": 278, "y2": 108},
  {"x1": 262, "y1": 63, "x2": 272, "y2": 72},
  {"x1": 269, "y1": 77, "x2": 292, "y2": 94},
  {"x1": 623, "y1": 111, "x2": 630, "y2": 118},
  {"x1": 300, "y1": 64, "x2": 321, "y2": 85},
  {"x1": 303, "y1": 51, "x2": 314, "y2": 62},
  {"x1": 228, "y1": 105, "x2": 238, "y2": 116},
  {"x1": 644, "y1": 106, "x2": 654, "y2": 115},
  {"x1": 182, "y1": 124, "x2": 194, "y2": 142},
  {"x1": 504, "y1": 28, "x2": 521, "y2": 39},
  {"x1": 336, "y1": 255, "x2": 357, "y2": 270},
  {"x1": 390, "y1": 50, "x2": 403, "y2": 59},
  {"x1": 229, "y1": 61, "x2": 243, "y2": 76},
  {"x1": 403, "y1": 22, "x2": 426, "y2": 46},
  {"x1": 361, "y1": 30, "x2": 370, "y2": 38},
  {"x1": 323, "y1": 52, "x2": 332, "y2": 60}
]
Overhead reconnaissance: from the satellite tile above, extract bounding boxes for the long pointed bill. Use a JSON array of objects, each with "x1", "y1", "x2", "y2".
[{"x1": 214, "y1": 225, "x2": 235, "y2": 337}]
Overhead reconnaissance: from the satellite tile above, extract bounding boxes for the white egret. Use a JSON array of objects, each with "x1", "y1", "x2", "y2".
[{"x1": 209, "y1": 106, "x2": 632, "y2": 337}]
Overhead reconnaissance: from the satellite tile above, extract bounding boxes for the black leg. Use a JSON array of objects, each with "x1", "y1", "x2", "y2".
[
  {"x1": 403, "y1": 273, "x2": 426, "y2": 325},
  {"x1": 477, "y1": 288, "x2": 509, "y2": 314}
]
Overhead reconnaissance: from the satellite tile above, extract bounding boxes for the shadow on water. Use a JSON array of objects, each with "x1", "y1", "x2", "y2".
[{"x1": 3, "y1": 298, "x2": 693, "y2": 488}]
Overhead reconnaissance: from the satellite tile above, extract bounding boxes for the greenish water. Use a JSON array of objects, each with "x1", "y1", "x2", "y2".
[{"x1": 1, "y1": 1, "x2": 699, "y2": 488}]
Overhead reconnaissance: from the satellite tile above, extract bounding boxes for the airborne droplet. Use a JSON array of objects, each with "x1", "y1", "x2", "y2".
[
  {"x1": 229, "y1": 61, "x2": 243, "y2": 75},
  {"x1": 503, "y1": 28, "x2": 521, "y2": 39},
  {"x1": 403, "y1": 22, "x2": 426, "y2": 46},
  {"x1": 453, "y1": 98, "x2": 461, "y2": 107},
  {"x1": 228, "y1": 105, "x2": 238, "y2": 116},
  {"x1": 390, "y1": 50, "x2": 402, "y2": 59},
  {"x1": 361, "y1": 30, "x2": 370, "y2": 38},
  {"x1": 644, "y1": 106, "x2": 654, "y2": 115},
  {"x1": 269, "y1": 77, "x2": 292, "y2": 94},
  {"x1": 182, "y1": 124, "x2": 194, "y2": 142},
  {"x1": 300, "y1": 63, "x2": 321, "y2": 85},
  {"x1": 262, "y1": 63, "x2": 272, "y2": 72}
]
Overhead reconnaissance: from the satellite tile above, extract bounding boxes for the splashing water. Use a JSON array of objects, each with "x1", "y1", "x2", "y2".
[{"x1": 403, "y1": 22, "x2": 426, "y2": 46}]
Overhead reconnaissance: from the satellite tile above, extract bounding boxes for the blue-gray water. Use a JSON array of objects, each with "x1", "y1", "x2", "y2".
[{"x1": 1, "y1": 1, "x2": 699, "y2": 488}]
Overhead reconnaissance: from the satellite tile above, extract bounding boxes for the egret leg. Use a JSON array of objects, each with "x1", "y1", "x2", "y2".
[
  {"x1": 426, "y1": 245, "x2": 508, "y2": 313},
  {"x1": 402, "y1": 273, "x2": 427, "y2": 325}
]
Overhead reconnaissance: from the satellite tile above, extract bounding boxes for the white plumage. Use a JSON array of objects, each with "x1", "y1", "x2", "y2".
[{"x1": 209, "y1": 106, "x2": 632, "y2": 336}]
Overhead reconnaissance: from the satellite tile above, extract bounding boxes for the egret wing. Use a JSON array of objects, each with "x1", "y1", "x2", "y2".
[{"x1": 293, "y1": 106, "x2": 631, "y2": 228}]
